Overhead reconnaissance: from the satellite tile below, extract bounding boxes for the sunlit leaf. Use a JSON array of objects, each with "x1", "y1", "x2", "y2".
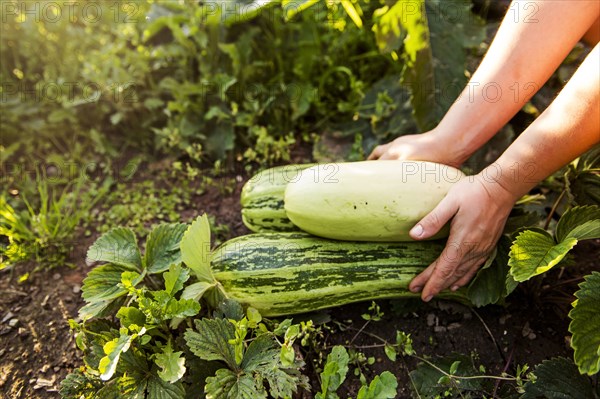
[
  {"x1": 508, "y1": 229, "x2": 577, "y2": 282},
  {"x1": 180, "y1": 215, "x2": 214, "y2": 283},
  {"x1": 86, "y1": 228, "x2": 141, "y2": 271},
  {"x1": 144, "y1": 223, "x2": 187, "y2": 274}
]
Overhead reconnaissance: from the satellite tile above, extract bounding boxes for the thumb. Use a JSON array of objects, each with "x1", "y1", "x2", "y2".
[{"x1": 409, "y1": 197, "x2": 457, "y2": 240}]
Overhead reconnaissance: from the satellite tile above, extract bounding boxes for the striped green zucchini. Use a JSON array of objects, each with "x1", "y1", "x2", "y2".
[
  {"x1": 241, "y1": 164, "x2": 313, "y2": 232},
  {"x1": 210, "y1": 232, "x2": 467, "y2": 316}
]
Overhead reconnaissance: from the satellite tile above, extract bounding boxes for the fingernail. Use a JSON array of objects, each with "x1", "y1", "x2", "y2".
[
  {"x1": 451, "y1": 285, "x2": 460, "y2": 291},
  {"x1": 423, "y1": 295, "x2": 433, "y2": 302},
  {"x1": 411, "y1": 285, "x2": 422, "y2": 293},
  {"x1": 411, "y1": 224, "x2": 424, "y2": 238}
]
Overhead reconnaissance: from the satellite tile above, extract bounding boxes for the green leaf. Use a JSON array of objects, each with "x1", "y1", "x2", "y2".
[
  {"x1": 398, "y1": 0, "x2": 484, "y2": 130},
  {"x1": 204, "y1": 368, "x2": 264, "y2": 399},
  {"x1": 316, "y1": 346, "x2": 349, "y2": 399},
  {"x1": 80, "y1": 264, "x2": 140, "y2": 320},
  {"x1": 384, "y1": 345, "x2": 397, "y2": 362},
  {"x1": 116, "y1": 307, "x2": 146, "y2": 329},
  {"x1": 155, "y1": 342, "x2": 186, "y2": 383},
  {"x1": 509, "y1": 229, "x2": 578, "y2": 282},
  {"x1": 410, "y1": 354, "x2": 490, "y2": 397},
  {"x1": 522, "y1": 357, "x2": 594, "y2": 399},
  {"x1": 184, "y1": 318, "x2": 238, "y2": 370},
  {"x1": 372, "y1": 2, "x2": 406, "y2": 53},
  {"x1": 241, "y1": 334, "x2": 278, "y2": 371},
  {"x1": 181, "y1": 215, "x2": 214, "y2": 283},
  {"x1": 468, "y1": 236, "x2": 512, "y2": 306},
  {"x1": 86, "y1": 228, "x2": 142, "y2": 271},
  {"x1": 568, "y1": 144, "x2": 600, "y2": 206},
  {"x1": 356, "y1": 371, "x2": 398, "y2": 399},
  {"x1": 555, "y1": 206, "x2": 600, "y2": 242},
  {"x1": 163, "y1": 263, "x2": 190, "y2": 296},
  {"x1": 282, "y1": 0, "x2": 319, "y2": 20},
  {"x1": 144, "y1": 223, "x2": 187, "y2": 273},
  {"x1": 59, "y1": 369, "x2": 102, "y2": 399},
  {"x1": 568, "y1": 272, "x2": 600, "y2": 375},
  {"x1": 146, "y1": 376, "x2": 185, "y2": 399},
  {"x1": 98, "y1": 327, "x2": 146, "y2": 381},
  {"x1": 180, "y1": 281, "x2": 214, "y2": 301}
]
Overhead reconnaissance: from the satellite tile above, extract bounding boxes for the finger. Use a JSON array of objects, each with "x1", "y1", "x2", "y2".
[
  {"x1": 450, "y1": 266, "x2": 481, "y2": 291},
  {"x1": 409, "y1": 196, "x2": 458, "y2": 240},
  {"x1": 367, "y1": 145, "x2": 386, "y2": 160},
  {"x1": 409, "y1": 261, "x2": 437, "y2": 293},
  {"x1": 421, "y1": 252, "x2": 482, "y2": 300}
]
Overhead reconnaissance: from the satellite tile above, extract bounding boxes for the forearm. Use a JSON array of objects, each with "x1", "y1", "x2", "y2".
[
  {"x1": 485, "y1": 44, "x2": 600, "y2": 200},
  {"x1": 435, "y1": 0, "x2": 600, "y2": 162}
]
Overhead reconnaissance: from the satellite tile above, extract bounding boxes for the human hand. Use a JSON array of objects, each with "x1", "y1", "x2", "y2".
[
  {"x1": 407, "y1": 173, "x2": 517, "y2": 301},
  {"x1": 367, "y1": 130, "x2": 465, "y2": 167}
]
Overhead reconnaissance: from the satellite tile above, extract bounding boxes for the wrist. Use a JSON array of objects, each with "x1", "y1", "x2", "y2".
[
  {"x1": 476, "y1": 161, "x2": 538, "y2": 204},
  {"x1": 429, "y1": 125, "x2": 473, "y2": 167}
]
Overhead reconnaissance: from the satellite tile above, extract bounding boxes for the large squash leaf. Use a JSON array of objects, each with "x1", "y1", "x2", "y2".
[
  {"x1": 391, "y1": 0, "x2": 484, "y2": 130},
  {"x1": 569, "y1": 272, "x2": 600, "y2": 375}
]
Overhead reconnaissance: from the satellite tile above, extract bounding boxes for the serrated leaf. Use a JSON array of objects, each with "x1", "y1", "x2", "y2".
[
  {"x1": 80, "y1": 264, "x2": 139, "y2": 320},
  {"x1": 204, "y1": 368, "x2": 264, "y2": 399},
  {"x1": 98, "y1": 327, "x2": 146, "y2": 381},
  {"x1": 181, "y1": 215, "x2": 214, "y2": 283},
  {"x1": 317, "y1": 346, "x2": 349, "y2": 399},
  {"x1": 241, "y1": 334, "x2": 278, "y2": 371},
  {"x1": 144, "y1": 223, "x2": 187, "y2": 273},
  {"x1": 568, "y1": 145, "x2": 600, "y2": 206},
  {"x1": 556, "y1": 206, "x2": 600, "y2": 242},
  {"x1": 155, "y1": 343, "x2": 186, "y2": 383},
  {"x1": 509, "y1": 229, "x2": 578, "y2": 282},
  {"x1": 184, "y1": 318, "x2": 237, "y2": 370},
  {"x1": 214, "y1": 299, "x2": 245, "y2": 321},
  {"x1": 146, "y1": 374, "x2": 185, "y2": 399},
  {"x1": 522, "y1": 357, "x2": 594, "y2": 398},
  {"x1": 356, "y1": 371, "x2": 398, "y2": 399},
  {"x1": 163, "y1": 263, "x2": 190, "y2": 296},
  {"x1": 568, "y1": 272, "x2": 600, "y2": 375},
  {"x1": 468, "y1": 236, "x2": 512, "y2": 306},
  {"x1": 86, "y1": 228, "x2": 142, "y2": 270},
  {"x1": 59, "y1": 369, "x2": 102, "y2": 399},
  {"x1": 116, "y1": 307, "x2": 146, "y2": 329},
  {"x1": 569, "y1": 171, "x2": 600, "y2": 206},
  {"x1": 259, "y1": 365, "x2": 307, "y2": 399}
]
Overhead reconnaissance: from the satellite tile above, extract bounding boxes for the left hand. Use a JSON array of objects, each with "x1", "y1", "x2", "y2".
[{"x1": 407, "y1": 173, "x2": 517, "y2": 301}]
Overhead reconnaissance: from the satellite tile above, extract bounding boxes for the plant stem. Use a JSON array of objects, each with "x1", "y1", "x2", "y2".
[{"x1": 544, "y1": 188, "x2": 566, "y2": 229}]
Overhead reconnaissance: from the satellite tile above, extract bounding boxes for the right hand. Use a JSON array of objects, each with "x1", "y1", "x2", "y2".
[{"x1": 367, "y1": 131, "x2": 464, "y2": 168}]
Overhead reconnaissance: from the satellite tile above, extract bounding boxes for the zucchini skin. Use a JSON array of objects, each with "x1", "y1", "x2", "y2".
[
  {"x1": 241, "y1": 164, "x2": 313, "y2": 232},
  {"x1": 284, "y1": 161, "x2": 465, "y2": 241},
  {"x1": 210, "y1": 233, "x2": 467, "y2": 316}
]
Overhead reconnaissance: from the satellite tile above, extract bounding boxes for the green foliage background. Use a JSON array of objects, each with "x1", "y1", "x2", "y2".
[{"x1": 1, "y1": 0, "x2": 483, "y2": 167}]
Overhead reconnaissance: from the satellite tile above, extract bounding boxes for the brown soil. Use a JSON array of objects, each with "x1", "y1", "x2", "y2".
[{"x1": 1, "y1": 172, "x2": 599, "y2": 399}]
